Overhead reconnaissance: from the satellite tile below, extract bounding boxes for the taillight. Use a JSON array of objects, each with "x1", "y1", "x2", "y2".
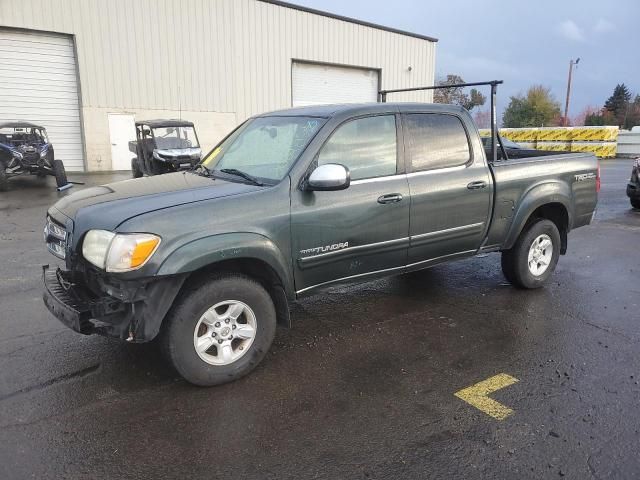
[{"x1": 596, "y1": 161, "x2": 601, "y2": 193}]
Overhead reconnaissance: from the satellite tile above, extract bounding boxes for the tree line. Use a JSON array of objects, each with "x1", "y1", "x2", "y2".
[{"x1": 433, "y1": 74, "x2": 640, "y2": 129}]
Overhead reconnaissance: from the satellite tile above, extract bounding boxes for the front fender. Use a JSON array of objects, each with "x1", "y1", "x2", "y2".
[
  {"x1": 503, "y1": 181, "x2": 573, "y2": 250},
  {"x1": 157, "y1": 232, "x2": 294, "y2": 296}
]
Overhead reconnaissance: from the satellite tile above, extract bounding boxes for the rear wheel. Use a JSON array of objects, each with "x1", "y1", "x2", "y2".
[
  {"x1": 160, "y1": 274, "x2": 277, "y2": 386},
  {"x1": 0, "y1": 159, "x2": 8, "y2": 192},
  {"x1": 631, "y1": 198, "x2": 640, "y2": 210},
  {"x1": 501, "y1": 219, "x2": 560, "y2": 289},
  {"x1": 131, "y1": 157, "x2": 143, "y2": 178},
  {"x1": 52, "y1": 159, "x2": 68, "y2": 188}
]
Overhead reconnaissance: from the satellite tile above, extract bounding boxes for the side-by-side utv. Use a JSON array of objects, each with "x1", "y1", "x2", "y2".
[
  {"x1": 130, "y1": 120, "x2": 202, "y2": 177},
  {"x1": 0, "y1": 122, "x2": 68, "y2": 191}
]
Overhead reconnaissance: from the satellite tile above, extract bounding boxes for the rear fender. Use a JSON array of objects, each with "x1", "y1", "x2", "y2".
[{"x1": 503, "y1": 181, "x2": 573, "y2": 251}]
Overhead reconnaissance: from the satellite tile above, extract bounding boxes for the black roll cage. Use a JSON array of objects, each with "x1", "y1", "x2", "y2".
[{"x1": 379, "y1": 80, "x2": 508, "y2": 163}]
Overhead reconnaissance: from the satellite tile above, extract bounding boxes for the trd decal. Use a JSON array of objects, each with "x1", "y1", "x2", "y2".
[{"x1": 574, "y1": 173, "x2": 596, "y2": 182}]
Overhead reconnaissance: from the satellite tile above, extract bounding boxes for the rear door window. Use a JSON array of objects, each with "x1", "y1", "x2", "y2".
[{"x1": 405, "y1": 114, "x2": 471, "y2": 172}]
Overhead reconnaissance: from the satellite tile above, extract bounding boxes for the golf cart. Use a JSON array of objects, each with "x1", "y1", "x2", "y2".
[
  {"x1": 0, "y1": 122, "x2": 68, "y2": 191},
  {"x1": 130, "y1": 120, "x2": 201, "y2": 177}
]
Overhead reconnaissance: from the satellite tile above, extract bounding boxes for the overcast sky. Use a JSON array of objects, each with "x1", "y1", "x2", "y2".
[{"x1": 292, "y1": 0, "x2": 639, "y2": 118}]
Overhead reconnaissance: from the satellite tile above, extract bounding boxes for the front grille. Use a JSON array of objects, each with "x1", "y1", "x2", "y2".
[
  {"x1": 44, "y1": 216, "x2": 68, "y2": 259},
  {"x1": 23, "y1": 152, "x2": 39, "y2": 163}
]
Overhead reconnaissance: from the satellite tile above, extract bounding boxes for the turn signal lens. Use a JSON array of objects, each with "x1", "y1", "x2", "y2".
[{"x1": 106, "y1": 234, "x2": 161, "y2": 272}]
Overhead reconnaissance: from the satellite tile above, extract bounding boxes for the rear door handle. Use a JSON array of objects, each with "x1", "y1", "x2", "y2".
[
  {"x1": 467, "y1": 181, "x2": 487, "y2": 190},
  {"x1": 377, "y1": 193, "x2": 403, "y2": 204}
]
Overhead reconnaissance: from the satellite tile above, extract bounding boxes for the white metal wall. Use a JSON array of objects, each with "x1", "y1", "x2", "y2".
[
  {"x1": 0, "y1": 29, "x2": 84, "y2": 170},
  {"x1": 0, "y1": 0, "x2": 436, "y2": 170}
]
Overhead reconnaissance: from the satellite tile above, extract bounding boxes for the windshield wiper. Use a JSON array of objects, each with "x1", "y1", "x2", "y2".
[{"x1": 219, "y1": 168, "x2": 264, "y2": 186}]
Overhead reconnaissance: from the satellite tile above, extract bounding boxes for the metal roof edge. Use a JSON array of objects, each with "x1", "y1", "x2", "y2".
[{"x1": 257, "y1": 0, "x2": 438, "y2": 43}]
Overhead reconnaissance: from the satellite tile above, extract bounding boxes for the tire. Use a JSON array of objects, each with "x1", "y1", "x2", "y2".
[
  {"x1": 501, "y1": 219, "x2": 561, "y2": 289},
  {"x1": 631, "y1": 198, "x2": 640, "y2": 210},
  {"x1": 150, "y1": 158, "x2": 169, "y2": 176},
  {"x1": 0, "y1": 159, "x2": 7, "y2": 192},
  {"x1": 52, "y1": 159, "x2": 68, "y2": 188},
  {"x1": 131, "y1": 157, "x2": 143, "y2": 178},
  {"x1": 160, "y1": 274, "x2": 277, "y2": 386}
]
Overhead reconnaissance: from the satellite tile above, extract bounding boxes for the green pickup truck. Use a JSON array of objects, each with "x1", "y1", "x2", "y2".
[{"x1": 43, "y1": 103, "x2": 599, "y2": 386}]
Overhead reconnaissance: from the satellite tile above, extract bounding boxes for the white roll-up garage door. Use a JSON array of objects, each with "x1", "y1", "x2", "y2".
[
  {"x1": 292, "y1": 62, "x2": 379, "y2": 107},
  {"x1": 0, "y1": 30, "x2": 84, "y2": 171}
]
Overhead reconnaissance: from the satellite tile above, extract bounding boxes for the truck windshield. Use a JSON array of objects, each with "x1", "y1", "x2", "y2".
[
  {"x1": 152, "y1": 126, "x2": 199, "y2": 149},
  {"x1": 200, "y1": 116, "x2": 325, "y2": 184}
]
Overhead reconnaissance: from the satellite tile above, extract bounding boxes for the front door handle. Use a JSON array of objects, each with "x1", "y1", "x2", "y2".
[
  {"x1": 467, "y1": 181, "x2": 487, "y2": 190},
  {"x1": 378, "y1": 193, "x2": 403, "y2": 204}
]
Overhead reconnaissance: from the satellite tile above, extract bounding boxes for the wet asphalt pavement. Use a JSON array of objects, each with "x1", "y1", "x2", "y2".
[{"x1": 1, "y1": 159, "x2": 639, "y2": 479}]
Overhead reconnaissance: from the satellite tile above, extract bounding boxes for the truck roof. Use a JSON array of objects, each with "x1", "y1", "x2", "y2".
[{"x1": 258, "y1": 102, "x2": 467, "y2": 118}]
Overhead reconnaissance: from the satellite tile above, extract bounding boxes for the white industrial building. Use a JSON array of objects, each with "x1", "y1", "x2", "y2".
[{"x1": 0, "y1": 0, "x2": 437, "y2": 172}]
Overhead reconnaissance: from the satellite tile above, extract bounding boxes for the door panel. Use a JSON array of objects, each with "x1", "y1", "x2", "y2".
[
  {"x1": 403, "y1": 113, "x2": 492, "y2": 264},
  {"x1": 291, "y1": 113, "x2": 409, "y2": 293},
  {"x1": 291, "y1": 176, "x2": 410, "y2": 292}
]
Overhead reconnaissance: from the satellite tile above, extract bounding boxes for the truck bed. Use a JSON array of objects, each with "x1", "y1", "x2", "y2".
[{"x1": 484, "y1": 152, "x2": 598, "y2": 250}]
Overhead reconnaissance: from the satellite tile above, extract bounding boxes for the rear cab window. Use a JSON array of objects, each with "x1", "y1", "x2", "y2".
[{"x1": 404, "y1": 114, "x2": 471, "y2": 172}]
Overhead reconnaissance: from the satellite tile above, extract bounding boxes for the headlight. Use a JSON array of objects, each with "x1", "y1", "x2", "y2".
[
  {"x1": 82, "y1": 230, "x2": 161, "y2": 272},
  {"x1": 13, "y1": 151, "x2": 23, "y2": 161}
]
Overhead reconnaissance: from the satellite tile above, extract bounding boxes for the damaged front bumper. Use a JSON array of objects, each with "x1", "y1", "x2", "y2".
[{"x1": 42, "y1": 265, "x2": 186, "y2": 342}]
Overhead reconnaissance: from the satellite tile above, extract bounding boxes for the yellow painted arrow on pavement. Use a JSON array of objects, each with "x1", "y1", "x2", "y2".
[{"x1": 454, "y1": 373, "x2": 519, "y2": 420}]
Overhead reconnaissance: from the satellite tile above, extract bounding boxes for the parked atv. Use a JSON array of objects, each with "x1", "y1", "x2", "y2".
[
  {"x1": 0, "y1": 122, "x2": 68, "y2": 191},
  {"x1": 130, "y1": 120, "x2": 201, "y2": 177}
]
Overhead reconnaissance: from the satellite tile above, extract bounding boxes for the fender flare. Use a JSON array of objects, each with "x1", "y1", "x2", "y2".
[
  {"x1": 503, "y1": 181, "x2": 573, "y2": 251},
  {"x1": 157, "y1": 232, "x2": 294, "y2": 297}
]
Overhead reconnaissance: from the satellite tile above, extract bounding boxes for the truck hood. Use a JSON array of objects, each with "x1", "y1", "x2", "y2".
[{"x1": 50, "y1": 172, "x2": 262, "y2": 231}]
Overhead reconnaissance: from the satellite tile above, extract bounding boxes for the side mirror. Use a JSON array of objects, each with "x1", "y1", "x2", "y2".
[{"x1": 307, "y1": 163, "x2": 350, "y2": 191}]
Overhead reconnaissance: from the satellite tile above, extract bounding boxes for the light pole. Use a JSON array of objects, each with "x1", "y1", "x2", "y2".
[{"x1": 564, "y1": 58, "x2": 580, "y2": 126}]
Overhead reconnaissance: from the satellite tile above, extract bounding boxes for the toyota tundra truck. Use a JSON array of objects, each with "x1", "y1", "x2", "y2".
[{"x1": 43, "y1": 102, "x2": 599, "y2": 386}]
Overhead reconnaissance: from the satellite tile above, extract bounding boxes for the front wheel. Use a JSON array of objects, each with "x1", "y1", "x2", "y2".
[
  {"x1": 160, "y1": 274, "x2": 277, "y2": 386},
  {"x1": 131, "y1": 157, "x2": 143, "y2": 178},
  {"x1": 0, "y1": 160, "x2": 8, "y2": 191},
  {"x1": 52, "y1": 159, "x2": 68, "y2": 188},
  {"x1": 501, "y1": 219, "x2": 561, "y2": 289},
  {"x1": 631, "y1": 198, "x2": 640, "y2": 210}
]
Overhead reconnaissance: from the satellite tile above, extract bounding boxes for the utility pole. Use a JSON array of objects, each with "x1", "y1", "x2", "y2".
[{"x1": 564, "y1": 58, "x2": 580, "y2": 126}]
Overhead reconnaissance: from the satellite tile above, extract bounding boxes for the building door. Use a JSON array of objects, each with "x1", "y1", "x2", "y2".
[
  {"x1": 0, "y1": 29, "x2": 84, "y2": 171},
  {"x1": 108, "y1": 113, "x2": 136, "y2": 171},
  {"x1": 292, "y1": 62, "x2": 379, "y2": 107}
]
